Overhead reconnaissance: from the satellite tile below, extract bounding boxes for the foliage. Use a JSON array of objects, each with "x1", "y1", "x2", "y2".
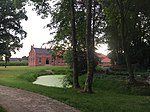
[
  {"x1": 29, "y1": 0, "x2": 106, "y2": 91},
  {"x1": 19, "y1": 68, "x2": 72, "y2": 82},
  {"x1": 64, "y1": 49, "x2": 87, "y2": 74},
  {"x1": 0, "y1": 56, "x2": 3, "y2": 61},
  {"x1": 63, "y1": 49, "x2": 73, "y2": 68},
  {"x1": 0, "y1": 106, "x2": 6, "y2": 112},
  {"x1": 22, "y1": 56, "x2": 28, "y2": 60},
  {"x1": 18, "y1": 70, "x2": 49, "y2": 82},
  {"x1": 101, "y1": 0, "x2": 150, "y2": 83},
  {"x1": 30, "y1": 0, "x2": 105, "y2": 47},
  {"x1": 48, "y1": 46, "x2": 65, "y2": 65},
  {"x1": 62, "y1": 73, "x2": 73, "y2": 88},
  {"x1": 0, "y1": 0, "x2": 27, "y2": 63},
  {"x1": 102, "y1": 0, "x2": 150, "y2": 69},
  {"x1": 0, "y1": 62, "x2": 28, "y2": 66},
  {"x1": 64, "y1": 49, "x2": 99, "y2": 74}
]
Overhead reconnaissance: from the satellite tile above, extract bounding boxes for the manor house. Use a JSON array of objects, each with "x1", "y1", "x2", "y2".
[{"x1": 28, "y1": 45, "x2": 65, "y2": 66}]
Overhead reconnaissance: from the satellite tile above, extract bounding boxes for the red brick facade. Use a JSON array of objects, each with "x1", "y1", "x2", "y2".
[{"x1": 28, "y1": 45, "x2": 65, "y2": 66}]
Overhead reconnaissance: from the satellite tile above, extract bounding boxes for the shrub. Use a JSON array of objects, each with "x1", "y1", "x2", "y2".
[
  {"x1": 0, "y1": 62, "x2": 28, "y2": 66},
  {"x1": 0, "y1": 106, "x2": 6, "y2": 112},
  {"x1": 64, "y1": 49, "x2": 99, "y2": 74}
]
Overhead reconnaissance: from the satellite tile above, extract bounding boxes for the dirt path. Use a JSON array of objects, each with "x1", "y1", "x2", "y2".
[{"x1": 0, "y1": 85, "x2": 80, "y2": 112}]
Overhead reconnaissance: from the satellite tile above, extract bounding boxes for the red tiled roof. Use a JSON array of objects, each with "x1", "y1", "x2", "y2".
[
  {"x1": 101, "y1": 57, "x2": 111, "y2": 63},
  {"x1": 34, "y1": 48, "x2": 51, "y2": 55}
]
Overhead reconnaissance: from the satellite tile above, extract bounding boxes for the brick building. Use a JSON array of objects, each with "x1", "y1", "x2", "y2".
[
  {"x1": 28, "y1": 45, "x2": 65, "y2": 66},
  {"x1": 96, "y1": 52, "x2": 111, "y2": 66}
]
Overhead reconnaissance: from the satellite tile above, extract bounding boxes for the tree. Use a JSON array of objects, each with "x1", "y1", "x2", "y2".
[
  {"x1": 0, "y1": 56, "x2": 3, "y2": 61},
  {"x1": 84, "y1": 0, "x2": 94, "y2": 93},
  {"x1": 64, "y1": 49, "x2": 87, "y2": 74},
  {"x1": 31, "y1": 0, "x2": 83, "y2": 88},
  {"x1": 71, "y1": 0, "x2": 80, "y2": 88},
  {"x1": 30, "y1": 0, "x2": 104, "y2": 91},
  {"x1": 116, "y1": 0, "x2": 136, "y2": 83},
  {"x1": 103, "y1": 0, "x2": 150, "y2": 83},
  {"x1": 22, "y1": 56, "x2": 28, "y2": 60},
  {"x1": 0, "y1": 0, "x2": 27, "y2": 67},
  {"x1": 103, "y1": 0, "x2": 137, "y2": 83}
]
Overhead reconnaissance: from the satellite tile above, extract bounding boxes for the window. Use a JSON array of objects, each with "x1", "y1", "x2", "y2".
[
  {"x1": 58, "y1": 58, "x2": 60, "y2": 64},
  {"x1": 62, "y1": 59, "x2": 64, "y2": 63},
  {"x1": 39, "y1": 57, "x2": 42, "y2": 64},
  {"x1": 46, "y1": 58, "x2": 49, "y2": 64}
]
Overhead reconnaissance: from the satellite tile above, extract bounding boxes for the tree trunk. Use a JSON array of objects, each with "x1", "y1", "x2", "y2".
[
  {"x1": 124, "y1": 49, "x2": 136, "y2": 84},
  {"x1": 5, "y1": 60, "x2": 7, "y2": 68},
  {"x1": 92, "y1": 0, "x2": 96, "y2": 71},
  {"x1": 116, "y1": 0, "x2": 136, "y2": 84},
  {"x1": 92, "y1": 0, "x2": 95, "y2": 48},
  {"x1": 71, "y1": 0, "x2": 80, "y2": 88},
  {"x1": 84, "y1": 0, "x2": 94, "y2": 93},
  {"x1": 5, "y1": 56, "x2": 7, "y2": 68}
]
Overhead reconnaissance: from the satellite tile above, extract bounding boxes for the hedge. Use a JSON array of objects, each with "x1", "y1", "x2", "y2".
[{"x1": 0, "y1": 61, "x2": 28, "y2": 66}]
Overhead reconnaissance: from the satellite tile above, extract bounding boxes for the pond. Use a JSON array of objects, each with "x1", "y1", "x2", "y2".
[{"x1": 33, "y1": 75, "x2": 71, "y2": 88}]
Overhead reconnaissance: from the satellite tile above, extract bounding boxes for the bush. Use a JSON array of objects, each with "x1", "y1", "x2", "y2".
[
  {"x1": 0, "y1": 62, "x2": 28, "y2": 66},
  {"x1": 0, "y1": 106, "x2": 6, "y2": 112},
  {"x1": 63, "y1": 73, "x2": 73, "y2": 88},
  {"x1": 64, "y1": 49, "x2": 99, "y2": 74}
]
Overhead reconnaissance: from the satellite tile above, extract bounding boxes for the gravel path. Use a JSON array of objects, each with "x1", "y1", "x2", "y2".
[{"x1": 0, "y1": 85, "x2": 80, "y2": 112}]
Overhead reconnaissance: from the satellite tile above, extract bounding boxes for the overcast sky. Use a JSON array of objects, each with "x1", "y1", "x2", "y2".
[{"x1": 11, "y1": 5, "x2": 108, "y2": 58}]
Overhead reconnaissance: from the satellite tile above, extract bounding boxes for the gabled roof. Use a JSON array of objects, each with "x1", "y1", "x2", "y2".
[
  {"x1": 101, "y1": 57, "x2": 111, "y2": 63},
  {"x1": 95, "y1": 52, "x2": 111, "y2": 63},
  {"x1": 34, "y1": 48, "x2": 51, "y2": 55}
]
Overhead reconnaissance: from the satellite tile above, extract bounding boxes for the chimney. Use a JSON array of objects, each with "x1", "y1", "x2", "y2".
[{"x1": 31, "y1": 44, "x2": 34, "y2": 50}]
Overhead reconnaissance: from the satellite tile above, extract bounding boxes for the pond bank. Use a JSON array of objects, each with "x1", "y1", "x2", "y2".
[{"x1": 33, "y1": 75, "x2": 70, "y2": 88}]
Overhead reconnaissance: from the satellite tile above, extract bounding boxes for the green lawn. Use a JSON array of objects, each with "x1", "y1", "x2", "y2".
[
  {"x1": 0, "y1": 66, "x2": 150, "y2": 112},
  {"x1": 0, "y1": 106, "x2": 6, "y2": 112}
]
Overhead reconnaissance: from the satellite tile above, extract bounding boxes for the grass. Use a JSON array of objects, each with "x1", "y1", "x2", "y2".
[
  {"x1": 0, "y1": 66, "x2": 150, "y2": 112},
  {"x1": 0, "y1": 106, "x2": 6, "y2": 112}
]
